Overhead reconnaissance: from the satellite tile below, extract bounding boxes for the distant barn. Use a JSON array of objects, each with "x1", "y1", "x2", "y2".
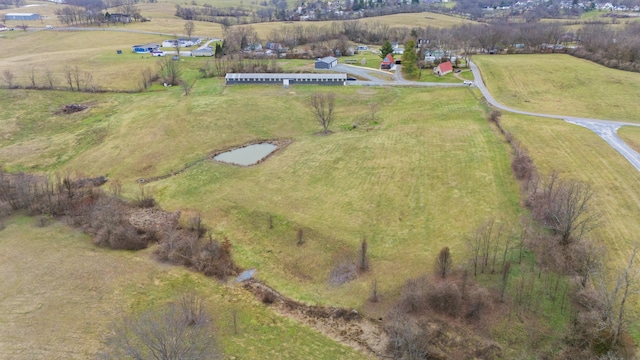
[
  {"x1": 225, "y1": 73, "x2": 347, "y2": 87},
  {"x1": 315, "y1": 56, "x2": 338, "y2": 70},
  {"x1": 5, "y1": 13, "x2": 40, "y2": 21},
  {"x1": 434, "y1": 61, "x2": 453, "y2": 76}
]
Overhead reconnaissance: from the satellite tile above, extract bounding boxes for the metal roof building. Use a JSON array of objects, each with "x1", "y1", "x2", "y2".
[
  {"x1": 225, "y1": 73, "x2": 346, "y2": 87},
  {"x1": 5, "y1": 13, "x2": 40, "y2": 20},
  {"x1": 315, "y1": 56, "x2": 338, "y2": 69}
]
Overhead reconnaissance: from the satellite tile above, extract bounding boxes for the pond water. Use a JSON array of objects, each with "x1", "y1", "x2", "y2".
[{"x1": 214, "y1": 143, "x2": 277, "y2": 166}]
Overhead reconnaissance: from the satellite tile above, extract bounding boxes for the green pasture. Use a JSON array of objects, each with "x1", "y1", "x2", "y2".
[
  {"x1": 617, "y1": 126, "x2": 640, "y2": 154},
  {"x1": 473, "y1": 54, "x2": 640, "y2": 122},
  {"x1": 0, "y1": 82, "x2": 521, "y2": 312},
  {"x1": 0, "y1": 216, "x2": 367, "y2": 359},
  {"x1": 499, "y1": 114, "x2": 640, "y2": 269}
]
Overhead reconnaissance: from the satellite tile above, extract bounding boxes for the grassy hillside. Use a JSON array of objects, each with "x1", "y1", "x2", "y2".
[
  {"x1": 0, "y1": 82, "x2": 521, "y2": 313},
  {"x1": 473, "y1": 54, "x2": 640, "y2": 122},
  {"x1": 0, "y1": 215, "x2": 367, "y2": 359},
  {"x1": 618, "y1": 126, "x2": 640, "y2": 153}
]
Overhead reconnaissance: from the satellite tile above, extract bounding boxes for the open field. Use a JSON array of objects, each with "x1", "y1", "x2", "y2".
[
  {"x1": 0, "y1": 82, "x2": 521, "y2": 314},
  {"x1": 0, "y1": 215, "x2": 367, "y2": 359},
  {"x1": 473, "y1": 54, "x2": 640, "y2": 122},
  {"x1": 618, "y1": 126, "x2": 640, "y2": 154},
  {"x1": 0, "y1": 30, "x2": 175, "y2": 90},
  {"x1": 500, "y1": 114, "x2": 640, "y2": 342}
]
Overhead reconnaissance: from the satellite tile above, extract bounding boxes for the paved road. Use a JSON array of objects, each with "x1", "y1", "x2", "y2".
[
  {"x1": 469, "y1": 61, "x2": 640, "y2": 172},
  {"x1": 331, "y1": 64, "x2": 467, "y2": 87}
]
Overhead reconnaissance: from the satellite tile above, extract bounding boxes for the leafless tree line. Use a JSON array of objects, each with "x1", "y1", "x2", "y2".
[
  {"x1": 0, "y1": 169, "x2": 238, "y2": 278},
  {"x1": 0, "y1": 66, "x2": 101, "y2": 92},
  {"x1": 491, "y1": 110, "x2": 639, "y2": 357}
]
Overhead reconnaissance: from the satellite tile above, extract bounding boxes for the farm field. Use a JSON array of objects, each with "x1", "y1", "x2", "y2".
[
  {"x1": 473, "y1": 54, "x2": 640, "y2": 122},
  {"x1": 0, "y1": 216, "x2": 366, "y2": 359},
  {"x1": 0, "y1": 30, "x2": 174, "y2": 90},
  {"x1": 0, "y1": 82, "x2": 521, "y2": 311}
]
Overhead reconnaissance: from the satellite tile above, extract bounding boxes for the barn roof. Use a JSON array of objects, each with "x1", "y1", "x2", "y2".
[
  {"x1": 225, "y1": 73, "x2": 347, "y2": 80},
  {"x1": 381, "y1": 54, "x2": 394, "y2": 65},
  {"x1": 437, "y1": 61, "x2": 453, "y2": 73},
  {"x1": 317, "y1": 56, "x2": 337, "y2": 64}
]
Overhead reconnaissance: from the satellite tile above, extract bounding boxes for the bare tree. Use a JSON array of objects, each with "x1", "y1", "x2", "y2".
[
  {"x1": 435, "y1": 247, "x2": 453, "y2": 279},
  {"x1": 611, "y1": 245, "x2": 638, "y2": 347},
  {"x1": 531, "y1": 174, "x2": 599, "y2": 246},
  {"x1": 309, "y1": 92, "x2": 336, "y2": 134},
  {"x1": 29, "y1": 67, "x2": 36, "y2": 89},
  {"x1": 102, "y1": 294, "x2": 222, "y2": 360},
  {"x1": 2, "y1": 69, "x2": 15, "y2": 88},
  {"x1": 359, "y1": 237, "x2": 369, "y2": 271},
  {"x1": 45, "y1": 68, "x2": 56, "y2": 89},
  {"x1": 179, "y1": 78, "x2": 196, "y2": 95},
  {"x1": 158, "y1": 57, "x2": 181, "y2": 86},
  {"x1": 64, "y1": 65, "x2": 74, "y2": 91},
  {"x1": 184, "y1": 20, "x2": 195, "y2": 38}
]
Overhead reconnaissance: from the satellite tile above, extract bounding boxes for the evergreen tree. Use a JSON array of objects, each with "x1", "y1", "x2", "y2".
[
  {"x1": 379, "y1": 40, "x2": 394, "y2": 59},
  {"x1": 402, "y1": 40, "x2": 419, "y2": 79}
]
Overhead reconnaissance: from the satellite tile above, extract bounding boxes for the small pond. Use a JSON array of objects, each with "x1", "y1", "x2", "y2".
[{"x1": 214, "y1": 143, "x2": 277, "y2": 166}]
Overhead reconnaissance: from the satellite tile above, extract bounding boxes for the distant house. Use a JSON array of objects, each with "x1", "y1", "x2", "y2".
[
  {"x1": 109, "y1": 13, "x2": 131, "y2": 23},
  {"x1": 132, "y1": 43, "x2": 160, "y2": 53},
  {"x1": 315, "y1": 56, "x2": 338, "y2": 69},
  {"x1": 380, "y1": 54, "x2": 394, "y2": 70},
  {"x1": 434, "y1": 61, "x2": 453, "y2": 76},
  {"x1": 5, "y1": 13, "x2": 40, "y2": 21}
]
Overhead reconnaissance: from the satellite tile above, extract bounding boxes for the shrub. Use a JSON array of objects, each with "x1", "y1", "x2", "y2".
[{"x1": 427, "y1": 280, "x2": 461, "y2": 317}]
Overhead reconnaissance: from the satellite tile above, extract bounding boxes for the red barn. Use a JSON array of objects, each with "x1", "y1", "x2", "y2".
[
  {"x1": 434, "y1": 61, "x2": 453, "y2": 76},
  {"x1": 380, "y1": 54, "x2": 395, "y2": 70}
]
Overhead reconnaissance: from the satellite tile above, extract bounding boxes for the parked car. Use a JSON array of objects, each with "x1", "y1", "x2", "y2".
[
  {"x1": 151, "y1": 50, "x2": 165, "y2": 57},
  {"x1": 463, "y1": 80, "x2": 473, "y2": 86},
  {"x1": 45, "y1": 25, "x2": 53, "y2": 29},
  {"x1": 455, "y1": 69, "x2": 462, "y2": 73}
]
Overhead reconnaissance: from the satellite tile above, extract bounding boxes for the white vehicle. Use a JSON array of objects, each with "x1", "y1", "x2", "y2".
[
  {"x1": 151, "y1": 50, "x2": 165, "y2": 57},
  {"x1": 463, "y1": 80, "x2": 473, "y2": 86},
  {"x1": 45, "y1": 25, "x2": 53, "y2": 29}
]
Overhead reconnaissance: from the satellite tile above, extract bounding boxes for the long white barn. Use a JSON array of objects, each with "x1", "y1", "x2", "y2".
[{"x1": 225, "y1": 73, "x2": 347, "y2": 86}]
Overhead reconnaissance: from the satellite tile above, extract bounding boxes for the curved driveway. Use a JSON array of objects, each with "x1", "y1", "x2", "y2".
[{"x1": 469, "y1": 61, "x2": 640, "y2": 172}]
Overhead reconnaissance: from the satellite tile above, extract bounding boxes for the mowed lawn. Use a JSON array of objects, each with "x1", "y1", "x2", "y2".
[
  {"x1": 0, "y1": 82, "x2": 521, "y2": 312},
  {"x1": 618, "y1": 126, "x2": 640, "y2": 153},
  {"x1": 473, "y1": 54, "x2": 640, "y2": 122},
  {"x1": 0, "y1": 216, "x2": 368, "y2": 359}
]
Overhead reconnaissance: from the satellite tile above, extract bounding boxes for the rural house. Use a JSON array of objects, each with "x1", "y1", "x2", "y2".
[
  {"x1": 132, "y1": 43, "x2": 160, "y2": 53},
  {"x1": 315, "y1": 56, "x2": 338, "y2": 69},
  {"x1": 380, "y1": 54, "x2": 394, "y2": 70},
  {"x1": 434, "y1": 61, "x2": 453, "y2": 76}
]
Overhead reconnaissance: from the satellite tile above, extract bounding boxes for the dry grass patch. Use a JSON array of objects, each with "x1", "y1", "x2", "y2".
[
  {"x1": 473, "y1": 54, "x2": 640, "y2": 122},
  {"x1": 0, "y1": 216, "x2": 369, "y2": 359}
]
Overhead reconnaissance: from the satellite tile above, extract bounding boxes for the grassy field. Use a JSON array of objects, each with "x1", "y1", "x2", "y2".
[
  {"x1": 473, "y1": 54, "x2": 640, "y2": 122},
  {"x1": 498, "y1": 113, "x2": 640, "y2": 341},
  {"x1": 0, "y1": 215, "x2": 367, "y2": 359},
  {"x1": 0, "y1": 82, "x2": 521, "y2": 313},
  {"x1": 617, "y1": 126, "x2": 640, "y2": 153}
]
